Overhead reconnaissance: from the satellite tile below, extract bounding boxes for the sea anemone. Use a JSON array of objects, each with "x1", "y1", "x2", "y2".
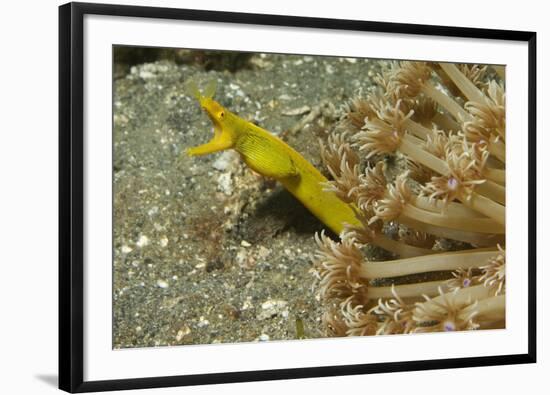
[{"x1": 313, "y1": 60, "x2": 506, "y2": 337}]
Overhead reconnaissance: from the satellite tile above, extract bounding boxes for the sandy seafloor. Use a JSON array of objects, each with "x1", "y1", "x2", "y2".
[{"x1": 113, "y1": 51, "x2": 380, "y2": 348}]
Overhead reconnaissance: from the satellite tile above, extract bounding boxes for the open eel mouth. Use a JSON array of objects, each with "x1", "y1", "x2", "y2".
[
  {"x1": 185, "y1": 79, "x2": 232, "y2": 156},
  {"x1": 187, "y1": 100, "x2": 232, "y2": 156}
]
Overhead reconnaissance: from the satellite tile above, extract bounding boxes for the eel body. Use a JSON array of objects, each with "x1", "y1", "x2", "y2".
[{"x1": 186, "y1": 81, "x2": 360, "y2": 235}]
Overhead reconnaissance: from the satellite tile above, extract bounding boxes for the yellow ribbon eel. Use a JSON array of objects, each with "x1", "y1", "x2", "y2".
[{"x1": 185, "y1": 80, "x2": 360, "y2": 235}]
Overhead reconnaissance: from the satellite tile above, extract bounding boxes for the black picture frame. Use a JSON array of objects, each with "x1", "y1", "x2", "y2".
[{"x1": 59, "y1": 2, "x2": 537, "y2": 393}]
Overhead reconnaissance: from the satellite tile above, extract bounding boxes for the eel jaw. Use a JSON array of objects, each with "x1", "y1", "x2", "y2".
[{"x1": 187, "y1": 126, "x2": 233, "y2": 156}]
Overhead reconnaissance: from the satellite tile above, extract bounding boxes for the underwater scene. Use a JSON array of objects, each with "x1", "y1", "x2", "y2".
[{"x1": 113, "y1": 46, "x2": 506, "y2": 348}]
